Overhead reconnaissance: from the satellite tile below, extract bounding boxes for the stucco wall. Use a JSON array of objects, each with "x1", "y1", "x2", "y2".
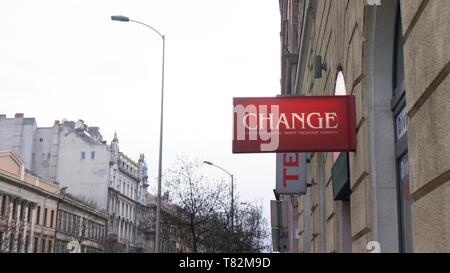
[{"x1": 56, "y1": 127, "x2": 109, "y2": 210}]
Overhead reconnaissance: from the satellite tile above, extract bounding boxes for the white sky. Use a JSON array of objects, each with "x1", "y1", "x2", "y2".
[{"x1": 0, "y1": 0, "x2": 280, "y2": 225}]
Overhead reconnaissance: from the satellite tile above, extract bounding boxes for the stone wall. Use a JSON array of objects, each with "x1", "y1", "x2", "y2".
[{"x1": 400, "y1": 0, "x2": 450, "y2": 252}]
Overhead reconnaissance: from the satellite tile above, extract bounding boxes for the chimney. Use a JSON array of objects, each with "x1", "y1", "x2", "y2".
[{"x1": 15, "y1": 113, "x2": 24, "y2": 118}]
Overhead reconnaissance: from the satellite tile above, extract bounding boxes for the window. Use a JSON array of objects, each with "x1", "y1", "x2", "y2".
[
  {"x1": 44, "y1": 208, "x2": 48, "y2": 227},
  {"x1": 0, "y1": 196, "x2": 5, "y2": 216},
  {"x1": 72, "y1": 215, "x2": 77, "y2": 235},
  {"x1": 57, "y1": 211, "x2": 62, "y2": 231},
  {"x1": 41, "y1": 239, "x2": 47, "y2": 253},
  {"x1": 27, "y1": 204, "x2": 32, "y2": 222},
  {"x1": 8, "y1": 234, "x2": 14, "y2": 252},
  {"x1": 50, "y1": 210, "x2": 54, "y2": 228},
  {"x1": 16, "y1": 234, "x2": 22, "y2": 251},
  {"x1": 61, "y1": 211, "x2": 67, "y2": 232},
  {"x1": 75, "y1": 216, "x2": 81, "y2": 235},
  {"x1": 68, "y1": 213, "x2": 73, "y2": 234},
  {"x1": 25, "y1": 236, "x2": 30, "y2": 253},
  {"x1": 56, "y1": 240, "x2": 67, "y2": 253},
  {"x1": 19, "y1": 201, "x2": 23, "y2": 220},
  {"x1": 36, "y1": 206, "x2": 41, "y2": 225},
  {"x1": 81, "y1": 152, "x2": 85, "y2": 160},
  {"x1": 39, "y1": 138, "x2": 43, "y2": 142},
  {"x1": 12, "y1": 199, "x2": 17, "y2": 218},
  {"x1": 48, "y1": 240, "x2": 53, "y2": 253},
  {"x1": 41, "y1": 239, "x2": 46, "y2": 253},
  {"x1": 34, "y1": 237, "x2": 39, "y2": 253},
  {"x1": 91, "y1": 151, "x2": 95, "y2": 159}
]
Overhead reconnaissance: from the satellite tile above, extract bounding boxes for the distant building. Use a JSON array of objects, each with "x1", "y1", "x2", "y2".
[
  {"x1": 0, "y1": 150, "x2": 107, "y2": 253},
  {"x1": 0, "y1": 151, "x2": 58, "y2": 253},
  {"x1": 143, "y1": 193, "x2": 191, "y2": 253},
  {"x1": 0, "y1": 115, "x2": 150, "y2": 252},
  {"x1": 54, "y1": 193, "x2": 108, "y2": 253}
]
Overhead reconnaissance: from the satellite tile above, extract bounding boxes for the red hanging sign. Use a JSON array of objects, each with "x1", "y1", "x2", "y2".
[{"x1": 232, "y1": 96, "x2": 356, "y2": 153}]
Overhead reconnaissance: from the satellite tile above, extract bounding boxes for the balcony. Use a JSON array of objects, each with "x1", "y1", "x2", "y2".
[{"x1": 118, "y1": 165, "x2": 140, "y2": 182}]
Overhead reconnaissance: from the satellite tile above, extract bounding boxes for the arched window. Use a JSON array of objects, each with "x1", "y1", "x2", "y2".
[
  {"x1": 335, "y1": 70, "x2": 347, "y2": 96},
  {"x1": 333, "y1": 69, "x2": 347, "y2": 163}
]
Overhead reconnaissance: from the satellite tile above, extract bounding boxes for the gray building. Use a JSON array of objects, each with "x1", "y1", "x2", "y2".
[
  {"x1": 0, "y1": 114, "x2": 149, "y2": 252},
  {"x1": 55, "y1": 194, "x2": 108, "y2": 253}
]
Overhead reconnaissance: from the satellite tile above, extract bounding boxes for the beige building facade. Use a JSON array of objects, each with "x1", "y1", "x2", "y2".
[
  {"x1": 0, "y1": 151, "x2": 59, "y2": 253},
  {"x1": 0, "y1": 116, "x2": 149, "y2": 252},
  {"x1": 279, "y1": 0, "x2": 449, "y2": 253},
  {"x1": 0, "y1": 151, "x2": 108, "y2": 253}
]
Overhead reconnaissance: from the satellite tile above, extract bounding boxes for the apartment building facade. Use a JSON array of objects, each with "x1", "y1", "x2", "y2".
[
  {"x1": 0, "y1": 151, "x2": 58, "y2": 253},
  {"x1": 0, "y1": 115, "x2": 149, "y2": 252},
  {"x1": 277, "y1": 0, "x2": 450, "y2": 252},
  {"x1": 54, "y1": 194, "x2": 108, "y2": 253},
  {"x1": 0, "y1": 150, "x2": 108, "y2": 253}
]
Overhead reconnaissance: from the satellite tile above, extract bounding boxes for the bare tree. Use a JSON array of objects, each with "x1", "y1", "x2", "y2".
[
  {"x1": 231, "y1": 202, "x2": 270, "y2": 252},
  {"x1": 197, "y1": 199, "x2": 270, "y2": 253},
  {"x1": 166, "y1": 155, "x2": 227, "y2": 253}
]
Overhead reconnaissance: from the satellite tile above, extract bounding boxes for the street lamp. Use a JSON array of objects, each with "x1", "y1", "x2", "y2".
[
  {"x1": 111, "y1": 15, "x2": 165, "y2": 253},
  {"x1": 203, "y1": 161, "x2": 235, "y2": 233},
  {"x1": 39, "y1": 186, "x2": 68, "y2": 253}
]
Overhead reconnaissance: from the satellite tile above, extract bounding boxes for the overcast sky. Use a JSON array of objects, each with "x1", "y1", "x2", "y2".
[{"x1": 0, "y1": 0, "x2": 280, "y2": 225}]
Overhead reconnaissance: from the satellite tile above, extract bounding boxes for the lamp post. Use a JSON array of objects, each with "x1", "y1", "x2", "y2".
[
  {"x1": 203, "y1": 161, "x2": 234, "y2": 233},
  {"x1": 111, "y1": 15, "x2": 165, "y2": 253},
  {"x1": 39, "y1": 186, "x2": 67, "y2": 253}
]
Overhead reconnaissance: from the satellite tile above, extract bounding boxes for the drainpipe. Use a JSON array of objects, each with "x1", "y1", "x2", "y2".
[
  {"x1": 294, "y1": 0, "x2": 313, "y2": 95},
  {"x1": 368, "y1": 4, "x2": 380, "y2": 251},
  {"x1": 53, "y1": 198, "x2": 60, "y2": 253}
]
